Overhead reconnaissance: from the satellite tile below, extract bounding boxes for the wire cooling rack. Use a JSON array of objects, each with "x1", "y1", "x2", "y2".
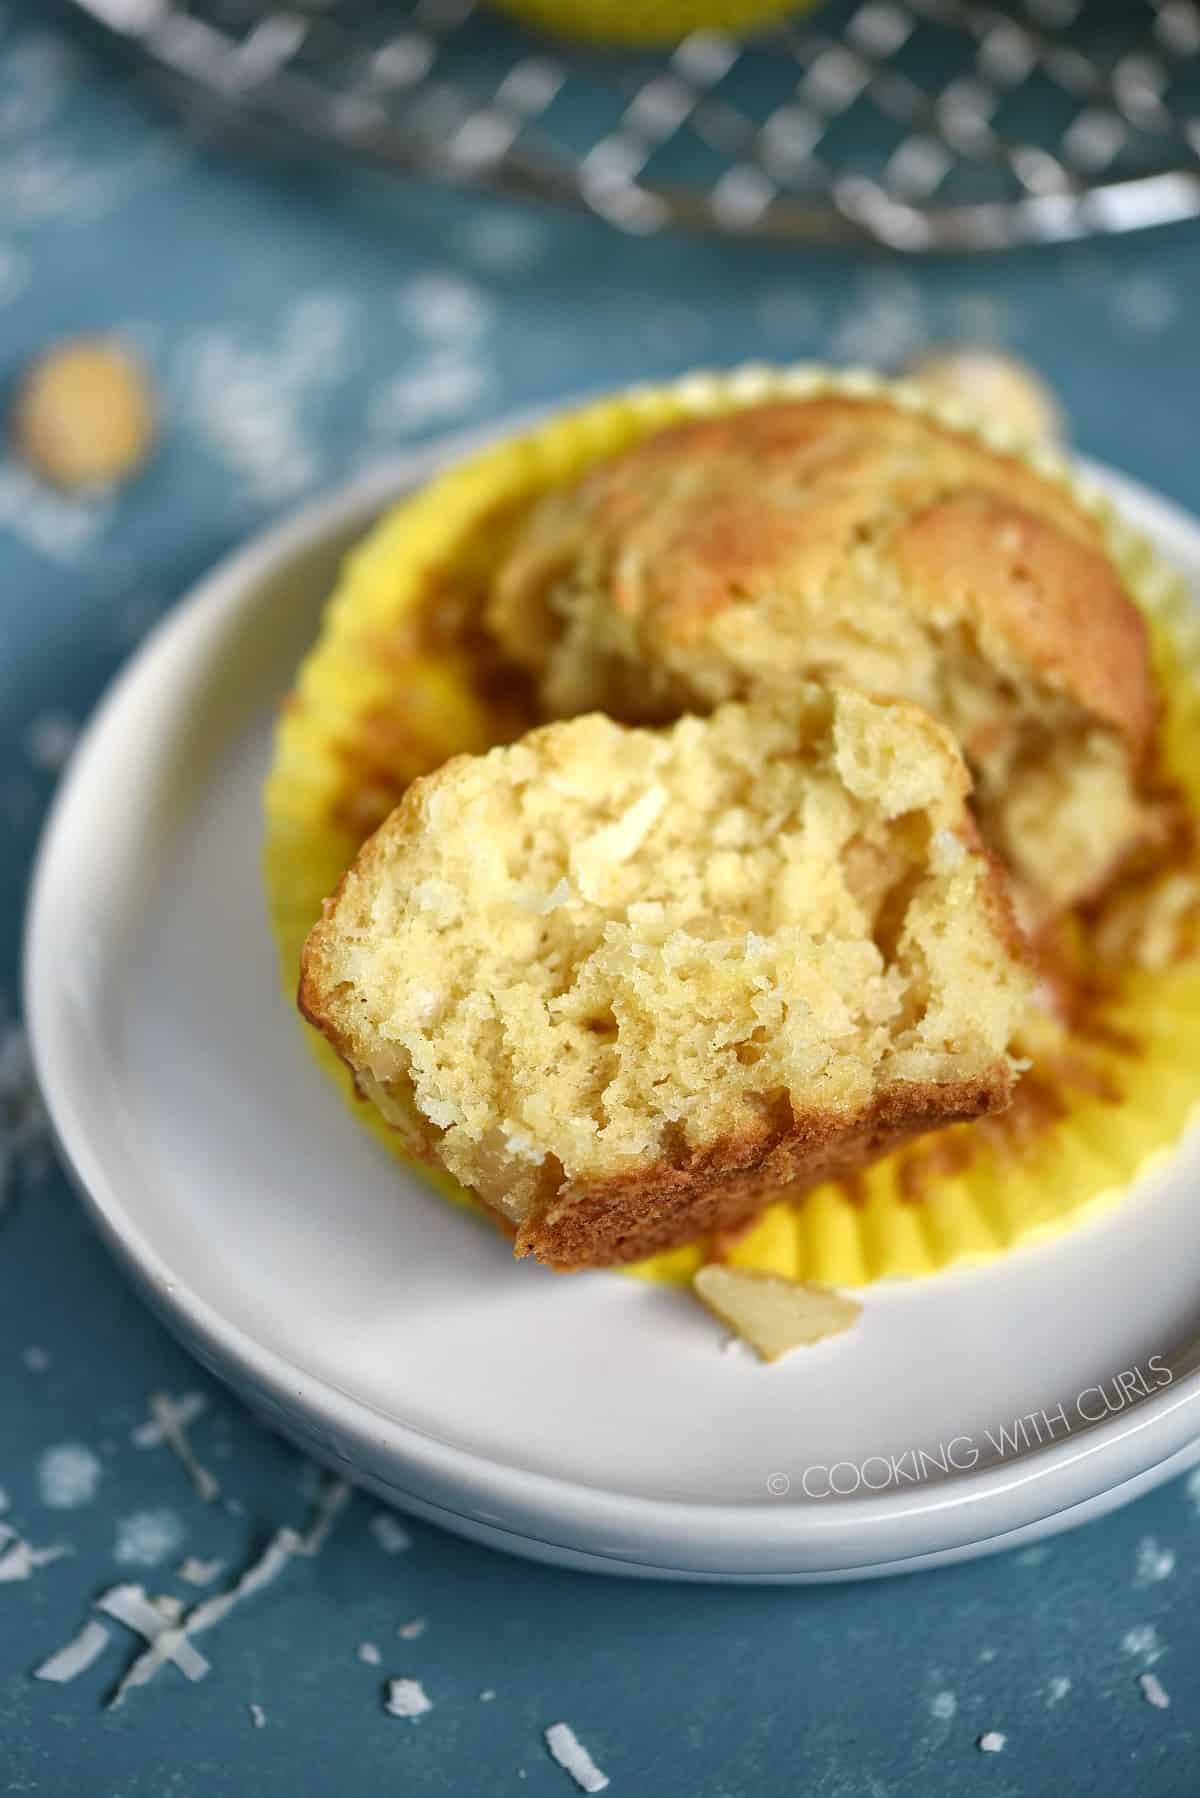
[{"x1": 69, "y1": 0, "x2": 1200, "y2": 249}]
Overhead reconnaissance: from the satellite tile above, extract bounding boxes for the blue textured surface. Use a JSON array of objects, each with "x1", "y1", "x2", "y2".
[{"x1": 3, "y1": 4, "x2": 1200, "y2": 1792}]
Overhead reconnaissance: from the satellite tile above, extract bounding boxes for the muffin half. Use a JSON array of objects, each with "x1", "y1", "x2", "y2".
[
  {"x1": 300, "y1": 686, "x2": 1030, "y2": 1269},
  {"x1": 487, "y1": 396, "x2": 1157, "y2": 921}
]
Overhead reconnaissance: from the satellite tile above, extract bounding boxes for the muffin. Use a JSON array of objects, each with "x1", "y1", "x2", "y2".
[
  {"x1": 267, "y1": 367, "x2": 1200, "y2": 1292},
  {"x1": 487, "y1": 396, "x2": 1157, "y2": 921},
  {"x1": 299, "y1": 685, "x2": 1031, "y2": 1269}
]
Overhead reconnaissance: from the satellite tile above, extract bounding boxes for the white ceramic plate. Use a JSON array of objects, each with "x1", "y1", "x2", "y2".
[{"x1": 24, "y1": 428, "x2": 1200, "y2": 1583}]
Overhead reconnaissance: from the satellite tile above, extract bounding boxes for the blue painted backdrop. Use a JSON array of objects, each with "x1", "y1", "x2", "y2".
[{"x1": 2, "y1": 3, "x2": 1199, "y2": 1792}]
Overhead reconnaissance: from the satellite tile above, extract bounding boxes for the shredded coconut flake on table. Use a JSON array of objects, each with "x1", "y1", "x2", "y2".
[
  {"x1": 479, "y1": 1688, "x2": 496, "y2": 1703},
  {"x1": 1139, "y1": 1673, "x2": 1171, "y2": 1710},
  {"x1": 398, "y1": 270, "x2": 493, "y2": 343},
  {"x1": 1122, "y1": 1624, "x2": 1163, "y2": 1665},
  {"x1": 357, "y1": 1641, "x2": 381, "y2": 1666},
  {"x1": 176, "y1": 304, "x2": 349, "y2": 502},
  {"x1": 177, "y1": 1556, "x2": 225, "y2": 1587},
  {"x1": 99, "y1": 1585, "x2": 212, "y2": 1703},
  {"x1": 1135, "y1": 1536, "x2": 1176, "y2": 1586},
  {"x1": 135, "y1": 1392, "x2": 219, "y2": 1502},
  {"x1": 248, "y1": 1703, "x2": 266, "y2": 1728},
  {"x1": 37, "y1": 1442, "x2": 102, "y2": 1509},
  {"x1": 289, "y1": 1478, "x2": 350, "y2": 1557},
  {"x1": 0, "y1": 1520, "x2": 68, "y2": 1583},
  {"x1": 114, "y1": 1507, "x2": 187, "y2": 1568},
  {"x1": 368, "y1": 350, "x2": 489, "y2": 440},
  {"x1": 23, "y1": 1344, "x2": 49, "y2": 1372},
  {"x1": 132, "y1": 1389, "x2": 207, "y2": 1447},
  {"x1": 34, "y1": 1618, "x2": 111, "y2": 1683},
  {"x1": 977, "y1": 1732, "x2": 1006, "y2": 1754},
  {"x1": 98, "y1": 1478, "x2": 349, "y2": 1704},
  {"x1": 369, "y1": 1513, "x2": 411, "y2": 1554},
  {"x1": 545, "y1": 1723, "x2": 610, "y2": 1792},
  {"x1": 385, "y1": 1678, "x2": 432, "y2": 1720}
]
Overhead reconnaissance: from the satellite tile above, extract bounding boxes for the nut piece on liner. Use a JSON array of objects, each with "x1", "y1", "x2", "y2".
[
  {"x1": 903, "y1": 348, "x2": 1063, "y2": 445},
  {"x1": 12, "y1": 338, "x2": 156, "y2": 491},
  {"x1": 693, "y1": 1264, "x2": 862, "y2": 1362}
]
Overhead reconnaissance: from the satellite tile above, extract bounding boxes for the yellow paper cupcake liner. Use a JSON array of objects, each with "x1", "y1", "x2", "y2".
[{"x1": 264, "y1": 365, "x2": 1200, "y2": 1287}]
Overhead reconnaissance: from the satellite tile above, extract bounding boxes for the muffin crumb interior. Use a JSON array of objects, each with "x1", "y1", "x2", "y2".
[{"x1": 307, "y1": 689, "x2": 1029, "y2": 1222}]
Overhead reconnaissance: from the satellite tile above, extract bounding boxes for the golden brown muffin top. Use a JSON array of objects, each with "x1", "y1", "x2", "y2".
[{"x1": 489, "y1": 396, "x2": 1156, "y2": 766}]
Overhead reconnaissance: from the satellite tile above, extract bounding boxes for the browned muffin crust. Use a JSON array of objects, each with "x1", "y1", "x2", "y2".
[
  {"x1": 487, "y1": 396, "x2": 1158, "y2": 917},
  {"x1": 509, "y1": 1071, "x2": 1009, "y2": 1270},
  {"x1": 892, "y1": 488, "x2": 1155, "y2": 765}
]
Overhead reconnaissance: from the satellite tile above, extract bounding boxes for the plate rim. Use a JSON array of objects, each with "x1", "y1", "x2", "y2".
[{"x1": 24, "y1": 425, "x2": 1200, "y2": 1576}]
